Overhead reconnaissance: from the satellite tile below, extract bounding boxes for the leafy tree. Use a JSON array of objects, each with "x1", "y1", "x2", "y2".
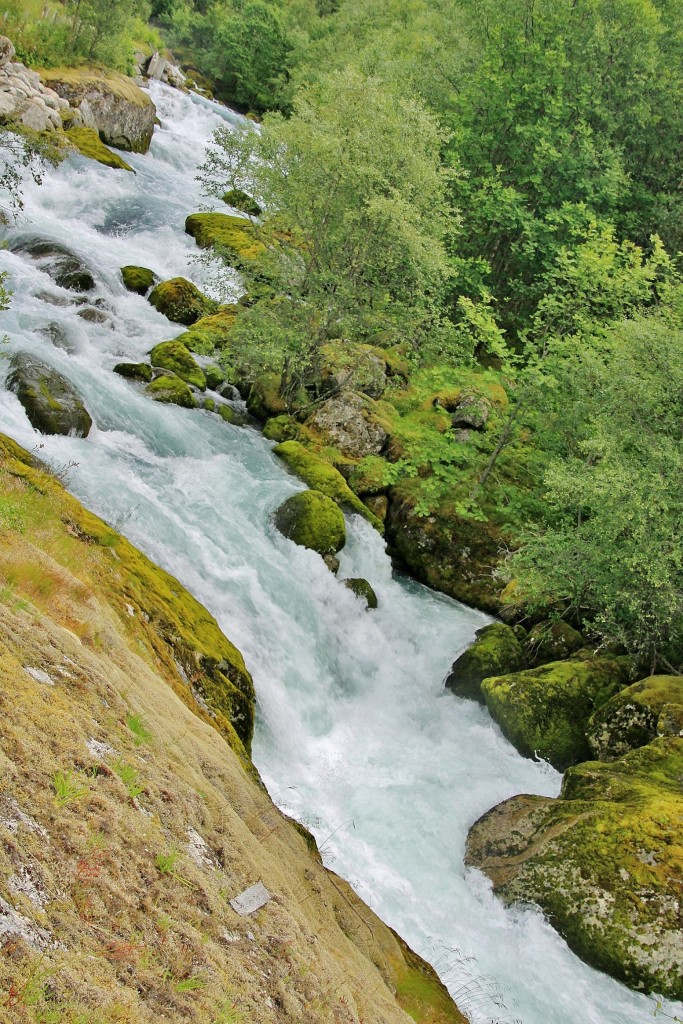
[
  {"x1": 508, "y1": 297, "x2": 683, "y2": 670},
  {"x1": 199, "y1": 67, "x2": 454, "y2": 402}
]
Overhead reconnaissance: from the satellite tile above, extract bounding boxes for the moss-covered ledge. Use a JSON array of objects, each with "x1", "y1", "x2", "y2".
[{"x1": 0, "y1": 432, "x2": 255, "y2": 759}]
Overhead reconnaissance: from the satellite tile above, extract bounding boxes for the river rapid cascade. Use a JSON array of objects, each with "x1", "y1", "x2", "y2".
[{"x1": 0, "y1": 83, "x2": 678, "y2": 1024}]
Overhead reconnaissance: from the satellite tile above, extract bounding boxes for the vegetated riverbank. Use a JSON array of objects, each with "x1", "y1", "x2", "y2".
[{"x1": 0, "y1": 54, "x2": 679, "y2": 1024}]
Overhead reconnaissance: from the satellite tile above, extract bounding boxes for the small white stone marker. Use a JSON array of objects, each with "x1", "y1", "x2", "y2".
[{"x1": 229, "y1": 881, "x2": 271, "y2": 917}]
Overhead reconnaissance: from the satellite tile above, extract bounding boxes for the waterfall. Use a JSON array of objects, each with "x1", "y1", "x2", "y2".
[{"x1": 0, "y1": 81, "x2": 676, "y2": 1024}]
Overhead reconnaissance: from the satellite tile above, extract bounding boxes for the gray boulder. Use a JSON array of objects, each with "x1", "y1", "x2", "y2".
[
  {"x1": 7, "y1": 353, "x2": 92, "y2": 436},
  {"x1": 306, "y1": 392, "x2": 387, "y2": 459}
]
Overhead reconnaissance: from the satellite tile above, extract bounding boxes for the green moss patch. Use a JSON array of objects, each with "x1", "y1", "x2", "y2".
[
  {"x1": 481, "y1": 657, "x2": 632, "y2": 770},
  {"x1": 149, "y1": 341, "x2": 207, "y2": 390},
  {"x1": 66, "y1": 126, "x2": 133, "y2": 171},
  {"x1": 175, "y1": 306, "x2": 239, "y2": 356},
  {"x1": 445, "y1": 622, "x2": 525, "y2": 702},
  {"x1": 273, "y1": 489, "x2": 346, "y2": 556},
  {"x1": 273, "y1": 441, "x2": 383, "y2": 532},
  {"x1": 223, "y1": 188, "x2": 262, "y2": 216},
  {"x1": 148, "y1": 277, "x2": 217, "y2": 326},
  {"x1": 587, "y1": 674, "x2": 683, "y2": 761},
  {"x1": 114, "y1": 361, "x2": 153, "y2": 383},
  {"x1": 121, "y1": 264, "x2": 156, "y2": 294},
  {"x1": 185, "y1": 212, "x2": 265, "y2": 265},
  {"x1": 146, "y1": 374, "x2": 197, "y2": 409}
]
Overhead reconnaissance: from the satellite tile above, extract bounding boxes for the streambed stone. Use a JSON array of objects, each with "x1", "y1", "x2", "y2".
[{"x1": 7, "y1": 353, "x2": 92, "y2": 436}]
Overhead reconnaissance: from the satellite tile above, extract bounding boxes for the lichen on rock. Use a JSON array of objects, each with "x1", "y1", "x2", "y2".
[{"x1": 587, "y1": 675, "x2": 683, "y2": 760}]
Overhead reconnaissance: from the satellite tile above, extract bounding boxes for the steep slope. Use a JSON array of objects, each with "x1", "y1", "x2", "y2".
[{"x1": 0, "y1": 434, "x2": 466, "y2": 1024}]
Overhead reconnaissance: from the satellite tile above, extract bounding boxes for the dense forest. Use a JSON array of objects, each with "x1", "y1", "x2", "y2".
[{"x1": 4, "y1": 0, "x2": 682, "y2": 666}]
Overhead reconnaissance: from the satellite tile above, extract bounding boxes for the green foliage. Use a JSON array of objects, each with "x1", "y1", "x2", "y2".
[
  {"x1": 112, "y1": 760, "x2": 145, "y2": 799},
  {"x1": 125, "y1": 713, "x2": 152, "y2": 746},
  {"x1": 200, "y1": 67, "x2": 453, "y2": 401},
  {"x1": 53, "y1": 769, "x2": 89, "y2": 807}
]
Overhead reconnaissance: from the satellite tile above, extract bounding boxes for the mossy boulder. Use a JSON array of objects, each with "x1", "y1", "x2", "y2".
[
  {"x1": 524, "y1": 619, "x2": 585, "y2": 666},
  {"x1": 41, "y1": 67, "x2": 156, "y2": 153},
  {"x1": 145, "y1": 374, "x2": 197, "y2": 409},
  {"x1": 7, "y1": 353, "x2": 92, "y2": 437},
  {"x1": 587, "y1": 675, "x2": 683, "y2": 761},
  {"x1": 185, "y1": 212, "x2": 265, "y2": 265},
  {"x1": 444, "y1": 623, "x2": 524, "y2": 703},
  {"x1": 148, "y1": 277, "x2": 216, "y2": 326},
  {"x1": 246, "y1": 373, "x2": 290, "y2": 420},
  {"x1": 481, "y1": 658, "x2": 632, "y2": 771},
  {"x1": 175, "y1": 306, "x2": 238, "y2": 356},
  {"x1": 222, "y1": 188, "x2": 262, "y2": 216},
  {"x1": 11, "y1": 237, "x2": 95, "y2": 292},
  {"x1": 121, "y1": 264, "x2": 156, "y2": 295},
  {"x1": 204, "y1": 365, "x2": 225, "y2": 390},
  {"x1": 343, "y1": 578, "x2": 378, "y2": 609},
  {"x1": 306, "y1": 391, "x2": 387, "y2": 459},
  {"x1": 66, "y1": 126, "x2": 134, "y2": 170},
  {"x1": 263, "y1": 414, "x2": 302, "y2": 443},
  {"x1": 114, "y1": 361, "x2": 153, "y2": 383},
  {"x1": 273, "y1": 489, "x2": 346, "y2": 556},
  {"x1": 149, "y1": 340, "x2": 206, "y2": 390},
  {"x1": 466, "y1": 738, "x2": 683, "y2": 999},
  {"x1": 319, "y1": 341, "x2": 388, "y2": 399},
  {"x1": 273, "y1": 441, "x2": 383, "y2": 532}
]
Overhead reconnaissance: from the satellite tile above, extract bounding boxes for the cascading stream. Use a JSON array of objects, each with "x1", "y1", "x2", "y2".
[{"x1": 0, "y1": 82, "x2": 677, "y2": 1024}]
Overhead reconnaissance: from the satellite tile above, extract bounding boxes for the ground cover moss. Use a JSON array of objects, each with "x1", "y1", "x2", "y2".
[
  {"x1": 185, "y1": 212, "x2": 265, "y2": 265},
  {"x1": 175, "y1": 305, "x2": 239, "y2": 355},
  {"x1": 445, "y1": 622, "x2": 525, "y2": 702}
]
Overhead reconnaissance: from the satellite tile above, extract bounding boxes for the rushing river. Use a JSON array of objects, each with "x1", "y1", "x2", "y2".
[{"x1": 0, "y1": 83, "x2": 678, "y2": 1024}]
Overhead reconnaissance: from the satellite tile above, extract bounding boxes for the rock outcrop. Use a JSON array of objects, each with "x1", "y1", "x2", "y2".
[
  {"x1": 11, "y1": 237, "x2": 96, "y2": 293},
  {"x1": 146, "y1": 373, "x2": 197, "y2": 409},
  {"x1": 466, "y1": 737, "x2": 683, "y2": 1000},
  {"x1": 445, "y1": 622, "x2": 524, "y2": 702},
  {"x1": 40, "y1": 67, "x2": 156, "y2": 153},
  {"x1": 306, "y1": 392, "x2": 387, "y2": 459},
  {"x1": 343, "y1": 577, "x2": 379, "y2": 608},
  {"x1": 7, "y1": 353, "x2": 92, "y2": 437},
  {"x1": 587, "y1": 675, "x2": 683, "y2": 760},
  {"x1": 0, "y1": 38, "x2": 67, "y2": 130}
]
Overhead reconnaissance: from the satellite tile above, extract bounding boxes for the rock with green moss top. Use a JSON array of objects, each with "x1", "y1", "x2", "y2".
[
  {"x1": 481, "y1": 657, "x2": 631, "y2": 770},
  {"x1": 7, "y1": 353, "x2": 92, "y2": 437},
  {"x1": 204, "y1": 365, "x2": 225, "y2": 390},
  {"x1": 263, "y1": 415, "x2": 302, "y2": 443},
  {"x1": 587, "y1": 675, "x2": 683, "y2": 761},
  {"x1": 246, "y1": 373, "x2": 290, "y2": 420},
  {"x1": 146, "y1": 373, "x2": 197, "y2": 409},
  {"x1": 185, "y1": 212, "x2": 265, "y2": 265},
  {"x1": 273, "y1": 440, "x2": 383, "y2": 532},
  {"x1": 274, "y1": 489, "x2": 346, "y2": 556},
  {"x1": 175, "y1": 306, "x2": 238, "y2": 355},
  {"x1": 66, "y1": 126, "x2": 134, "y2": 170},
  {"x1": 445, "y1": 623, "x2": 524, "y2": 703},
  {"x1": 223, "y1": 188, "x2": 262, "y2": 216},
  {"x1": 217, "y1": 403, "x2": 250, "y2": 427},
  {"x1": 343, "y1": 578, "x2": 378, "y2": 609},
  {"x1": 148, "y1": 277, "x2": 216, "y2": 326},
  {"x1": 320, "y1": 341, "x2": 387, "y2": 399},
  {"x1": 41, "y1": 67, "x2": 156, "y2": 153},
  {"x1": 466, "y1": 737, "x2": 683, "y2": 999},
  {"x1": 348, "y1": 456, "x2": 390, "y2": 497},
  {"x1": 114, "y1": 361, "x2": 153, "y2": 383},
  {"x1": 203, "y1": 397, "x2": 216, "y2": 412},
  {"x1": 149, "y1": 340, "x2": 206, "y2": 390},
  {"x1": 524, "y1": 619, "x2": 585, "y2": 666},
  {"x1": 121, "y1": 265, "x2": 156, "y2": 295}
]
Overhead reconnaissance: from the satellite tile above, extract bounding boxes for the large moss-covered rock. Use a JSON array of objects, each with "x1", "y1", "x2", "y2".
[
  {"x1": 149, "y1": 340, "x2": 206, "y2": 390},
  {"x1": 524, "y1": 619, "x2": 585, "y2": 666},
  {"x1": 343, "y1": 578, "x2": 378, "y2": 609},
  {"x1": 466, "y1": 738, "x2": 683, "y2": 999},
  {"x1": 222, "y1": 188, "x2": 262, "y2": 216},
  {"x1": 444, "y1": 623, "x2": 524, "y2": 702},
  {"x1": 185, "y1": 212, "x2": 264, "y2": 265},
  {"x1": 148, "y1": 277, "x2": 216, "y2": 326},
  {"x1": 7, "y1": 353, "x2": 92, "y2": 436},
  {"x1": 174, "y1": 306, "x2": 238, "y2": 356},
  {"x1": 66, "y1": 126, "x2": 134, "y2": 170},
  {"x1": 587, "y1": 675, "x2": 683, "y2": 761},
  {"x1": 273, "y1": 489, "x2": 346, "y2": 556},
  {"x1": 273, "y1": 440, "x2": 383, "y2": 532},
  {"x1": 120, "y1": 264, "x2": 156, "y2": 295},
  {"x1": 41, "y1": 67, "x2": 156, "y2": 153},
  {"x1": 145, "y1": 373, "x2": 197, "y2": 409},
  {"x1": 306, "y1": 391, "x2": 387, "y2": 459},
  {"x1": 246, "y1": 372, "x2": 290, "y2": 420},
  {"x1": 114, "y1": 361, "x2": 153, "y2": 383},
  {"x1": 481, "y1": 658, "x2": 631, "y2": 770},
  {"x1": 319, "y1": 341, "x2": 388, "y2": 399}
]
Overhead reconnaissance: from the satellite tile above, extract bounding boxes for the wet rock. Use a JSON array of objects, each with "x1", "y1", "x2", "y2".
[
  {"x1": 148, "y1": 277, "x2": 215, "y2": 326},
  {"x1": 444, "y1": 622, "x2": 524, "y2": 703},
  {"x1": 481, "y1": 657, "x2": 632, "y2": 771},
  {"x1": 323, "y1": 554, "x2": 340, "y2": 574},
  {"x1": 305, "y1": 392, "x2": 387, "y2": 459},
  {"x1": 343, "y1": 578, "x2": 378, "y2": 609},
  {"x1": 7, "y1": 353, "x2": 92, "y2": 436},
  {"x1": 465, "y1": 738, "x2": 683, "y2": 1000},
  {"x1": 77, "y1": 307, "x2": 111, "y2": 325},
  {"x1": 11, "y1": 237, "x2": 96, "y2": 292},
  {"x1": 149, "y1": 340, "x2": 206, "y2": 390},
  {"x1": 587, "y1": 675, "x2": 683, "y2": 761},
  {"x1": 273, "y1": 490, "x2": 346, "y2": 556},
  {"x1": 114, "y1": 362, "x2": 153, "y2": 383},
  {"x1": 65, "y1": 126, "x2": 135, "y2": 171}
]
